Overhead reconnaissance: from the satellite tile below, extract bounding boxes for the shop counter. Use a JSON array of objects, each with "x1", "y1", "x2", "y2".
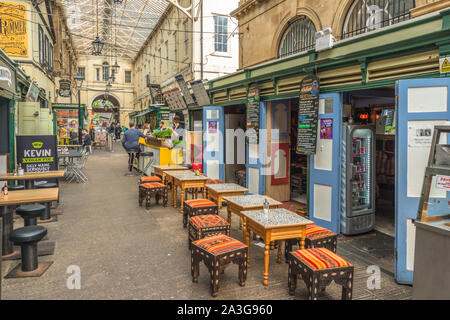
[{"x1": 137, "y1": 138, "x2": 183, "y2": 175}]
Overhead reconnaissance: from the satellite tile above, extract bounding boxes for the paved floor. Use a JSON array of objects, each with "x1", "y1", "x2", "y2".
[{"x1": 1, "y1": 144, "x2": 412, "y2": 300}]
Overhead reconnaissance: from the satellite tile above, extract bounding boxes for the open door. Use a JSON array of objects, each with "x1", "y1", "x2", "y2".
[
  {"x1": 18, "y1": 102, "x2": 40, "y2": 135},
  {"x1": 395, "y1": 78, "x2": 450, "y2": 284},
  {"x1": 203, "y1": 106, "x2": 224, "y2": 180},
  {"x1": 309, "y1": 93, "x2": 342, "y2": 233}
]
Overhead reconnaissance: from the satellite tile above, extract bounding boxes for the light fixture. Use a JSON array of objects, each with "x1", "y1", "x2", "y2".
[
  {"x1": 112, "y1": 60, "x2": 120, "y2": 72},
  {"x1": 92, "y1": 0, "x2": 104, "y2": 56},
  {"x1": 74, "y1": 73, "x2": 85, "y2": 88},
  {"x1": 114, "y1": 0, "x2": 123, "y2": 4}
]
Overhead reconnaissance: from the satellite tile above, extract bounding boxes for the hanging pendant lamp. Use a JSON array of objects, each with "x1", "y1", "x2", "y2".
[{"x1": 92, "y1": 0, "x2": 104, "y2": 56}]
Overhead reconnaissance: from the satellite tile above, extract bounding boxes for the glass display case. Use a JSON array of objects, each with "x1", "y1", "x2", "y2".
[
  {"x1": 341, "y1": 124, "x2": 376, "y2": 235},
  {"x1": 54, "y1": 109, "x2": 79, "y2": 145}
]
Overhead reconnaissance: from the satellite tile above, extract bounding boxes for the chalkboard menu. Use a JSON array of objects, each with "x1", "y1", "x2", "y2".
[
  {"x1": 246, "y1": 84, "x2": 260, "y2": 143},
  {"x1": 297, "y1": 75, "x2": 320, "y2": 155}
]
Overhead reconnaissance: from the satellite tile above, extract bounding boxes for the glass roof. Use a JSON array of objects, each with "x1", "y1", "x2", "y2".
[{"x1": 59, "y1": 0, "x2": 169, "y2": 59}]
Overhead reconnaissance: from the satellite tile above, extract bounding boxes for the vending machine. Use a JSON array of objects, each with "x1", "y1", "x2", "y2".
[{"x1": 341, "y1": 124, "x2": 376, "y2": 235}]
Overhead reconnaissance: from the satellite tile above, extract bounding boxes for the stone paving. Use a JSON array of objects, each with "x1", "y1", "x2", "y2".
[{"x1": 1, "y1": 143, "x2": 412, "y2": 300}]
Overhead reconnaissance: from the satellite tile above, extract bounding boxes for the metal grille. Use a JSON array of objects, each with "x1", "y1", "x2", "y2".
[
  {"x1": 278, "y1": 16, "x2": 316, "y2": 59},
  {"x1": 342, "y1": 0, "x2": 415, "y2": 39}
]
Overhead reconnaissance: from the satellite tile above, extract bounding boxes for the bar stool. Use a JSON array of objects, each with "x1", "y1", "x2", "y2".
[
  {"x1": 16, "y1": 204, "x2": 46, "y2": 226},
  {"x1": 35, "y1": 182, "x2": 58, "y2": 221},
  {"x1": 5, "y1": 226, "x2": 53, "y2": 278},
  {"x1": 125, "y1": 149, "x2": 139, "y2": 176},
  {"x1": 139, "y1": 152, "x2": 154, "y2": 176}
]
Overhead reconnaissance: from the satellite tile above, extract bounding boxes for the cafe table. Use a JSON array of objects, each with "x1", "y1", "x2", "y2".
[
  {"x1": 0, "y1": 170, "x2": 66, "y2": 189},
  {"x1": 241, "y1": 208, "x2": 313, "y2": 286},
  {"x1": 0, "y1": 188, "x2": 59, "y2": 260},
  {"x1": 153, "y1": 165, "x2": 189, "y2": 185},
  {"x1": 206, "y1": 183, "x2": 248, "y2": 210},
  {"x1": 168, "y1": 171, "x2": 209, "y2": 213}
]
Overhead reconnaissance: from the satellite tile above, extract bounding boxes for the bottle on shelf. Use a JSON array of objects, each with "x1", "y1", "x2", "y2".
[{"x1": 2, "y1": 183, "x2": 8, "y2": 195}]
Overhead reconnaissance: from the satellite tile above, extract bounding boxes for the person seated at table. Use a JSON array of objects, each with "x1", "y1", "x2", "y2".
[
  {"x1": 156, "y1": 120, "x2": 166, "y2": 132},
  {"x1": 81, "y1": 129, "x2": 92, "y2": 153},
  {"x1": 121, "y1": 121, "x2": 145, "y2": 151},
  {"x1": 168, "y1": 116, "x2": 185, "y2": 142}
]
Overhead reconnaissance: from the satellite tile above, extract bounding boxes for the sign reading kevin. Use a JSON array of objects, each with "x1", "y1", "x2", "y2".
[{"x1": 16, "y1": 135, "x2": 58, "y2": 174}]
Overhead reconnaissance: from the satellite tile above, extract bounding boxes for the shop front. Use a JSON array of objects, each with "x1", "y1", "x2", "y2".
[
  {"x1": 207, "y1": 8, "x2": 450, "y2": 285},
  {"x1": 52, "y1": 103, "x2": 86, "y2": 145}
]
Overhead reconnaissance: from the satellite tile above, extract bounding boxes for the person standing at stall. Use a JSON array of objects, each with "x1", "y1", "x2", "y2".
[
  {"x1": 82, "y1": 129, "x2": 92, "y2": 153},
  {"x1": 168, "y1": 116, "x2": 184, "y2": 142},
  {"x1": 115, "y1": 122, "x2": 122, "y2": 141}
]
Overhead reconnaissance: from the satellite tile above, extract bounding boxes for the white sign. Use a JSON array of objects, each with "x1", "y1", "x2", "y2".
[
  {"x1": 408, "y1": 124, "x2": 434, "y2": 147},
  {"x1": 436, "y1": 175, "x2": 450, "y2": 191}
]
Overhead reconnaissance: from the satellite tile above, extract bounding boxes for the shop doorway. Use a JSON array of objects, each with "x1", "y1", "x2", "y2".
[
  {"x1": 343, "y1": 88, "x2": 396, "y2": 237},
  {"x1": 224, "y1": 104, "x2": 246, "y2": 184}
]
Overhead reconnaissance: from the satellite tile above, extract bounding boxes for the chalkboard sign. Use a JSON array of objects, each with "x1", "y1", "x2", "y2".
[
  {"x1": 297, "y1": 75, "x2": 320, "y2": 155},
  {"x1": 246, "y1": 84, "x2": 260, "y2": 143}
]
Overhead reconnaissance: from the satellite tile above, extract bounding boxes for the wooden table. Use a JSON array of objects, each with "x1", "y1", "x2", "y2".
[
  {"x1": 168, "y1": 171, "x2": 209, "y2": 213},
  {"x1": 241, "y1": 208, "x2": 313, "y2": 286},
  {"x1": 0, "y1": 170, "x2": 66, "y2": 189},
  {"x1": 164, "y1": 170, "x2": 193, "y2": 205},
  {"x1": 153, "y1": 165, "x2": 189, "y2": 185},
  {"x1": 1, "y1": 188, "x2": 59, "y2": 258},
  {"x1": 206, "y1": 183, "x2": 248, "y2": 209}
]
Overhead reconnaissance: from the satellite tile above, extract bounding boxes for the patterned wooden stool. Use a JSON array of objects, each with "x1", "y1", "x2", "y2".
[
  {"x1": 188, "y1": 214, "x2": 230, "y2": 249},
  {"x1": 284, "y1": 224, "x2": 337, "y2": 262},
  {"x1": 191, "y1": 235, "x2": 248, "y2": 297},
  {"x1": 138, "y1": 183, "x2": 168, "y2": 209},
  {"x1": 288, "y1": 248, "x2": 354, "y2": 300},
  {"x1": 183, "y1": 199, "x2": 218, "y2": 228},
  {"x1": 139, "y1": 175, "x2": 162, "y2": 184}
]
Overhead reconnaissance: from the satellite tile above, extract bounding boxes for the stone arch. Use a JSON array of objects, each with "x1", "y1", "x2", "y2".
[
  {"x1": 331, "y1": 0, "x2": 361, "y2": 40},
  {"x1": 271, "y1": 7, "x2": 323, "y2": 59},
  {"x1": 89, "y1": 92, "x2": 122, "y2": 111}
]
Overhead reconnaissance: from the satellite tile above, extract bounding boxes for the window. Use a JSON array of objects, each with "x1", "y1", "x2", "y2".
[
  {"x1": 174, "y1": 32, "x2": 178, "y2": 62},
  {"x1": 278, "y1": 16, "x2": 316, "y2": 58},
  {"x1": 77, "y1": 67, "x2": 85, "y2": 78},
  {"x1": 342, "y1": 0, "x2": 415, "y2": 39},
  {"x1": 214, "y1": 16, "x2": 228, "y2": 53},
  {"x1": 96, "y1": 68, "x2": 100, "y2": 81},
  {"x1": 165, "y1": 41, "x2": 169, "y2": 71},
  {"x1": 102, "y1": 62, "x2": 109, "y2": 82},
  {"x1": 125, "y1": 71, "x2": 131, "y2": 83},
  {"x1": 38, "y1": 26, "x2": 44, "y2": 65},
  {"x1": 158, "y1": 48, "x2": 162, "y2": 74},
  {"x1": 184, "y1": 21, "x2": 189, "y2": 57},
  {"x1": 44, "y1": 36, "x2": 49, "y2": 66}
]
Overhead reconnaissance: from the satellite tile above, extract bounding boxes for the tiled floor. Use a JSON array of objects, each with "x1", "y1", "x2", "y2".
[{"x1": 0, "y1": 143, "x2": 412, "y2": 300}]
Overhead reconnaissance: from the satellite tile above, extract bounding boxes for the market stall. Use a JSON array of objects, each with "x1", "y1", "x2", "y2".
[
  {"x1": 137, "y1": 136, "x2": 183, "y2": 176},
  {"x1": 52, "y1": 103, "x2": 86, "y2": 145}
]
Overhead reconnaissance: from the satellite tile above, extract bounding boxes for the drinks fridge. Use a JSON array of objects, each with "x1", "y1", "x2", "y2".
[{"x1": 341, "y1": 124, "x2": 376, "y2": 235}]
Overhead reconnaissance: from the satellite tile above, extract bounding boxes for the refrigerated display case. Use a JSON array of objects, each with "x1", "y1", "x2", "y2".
[{"x1": 341, "y1": 124, "x2": 376, "y2": 235}]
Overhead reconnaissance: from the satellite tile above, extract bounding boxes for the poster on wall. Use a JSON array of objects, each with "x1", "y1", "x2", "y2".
[
  {"x1": 0, "y1": 1, "x2": 28, "y2": 57},
  {"x1": 16, "y1": 135, "x2": 58, "y2": 183},
  {"x1": 297, "y1": 75, "x2": 320, "y2": 155},
  {"x1": 208, "y1": 121, "x2": 217, "y2": 134},
  {"x1": 271, "y1": 143, "x2": 290, "y2": 185},
  {"x1": 320, "y1": 119, "x2": 333, "y2": 139},
  {"x1": 246, "y1": 83, "x2": 260, "y2": 144}
]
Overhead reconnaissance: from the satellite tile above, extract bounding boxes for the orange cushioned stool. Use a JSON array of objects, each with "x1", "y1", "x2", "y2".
[
  {"x1": 139, "y1": 176, "x2": 162, "y2": 184},
  {"x1": 284, "y1": 224, "x2": 337, "y2": 262},
  {"x1": 138, "y1": 182, "x2": 168, "y2": 209},
  {"x1": 288, "y1": 248, "x2": 354, "y2": 300},
  {"x1": 183, "y1": 199, "x2": 218, "y2": 228},
  {"x1": 191, "y1": 235, "x2": 248, "y2": 297},
  {"x1": 188, "y1": 214, "x2": 230, "y2": 249}
]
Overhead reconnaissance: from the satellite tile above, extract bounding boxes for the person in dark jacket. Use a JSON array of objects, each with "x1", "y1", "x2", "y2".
[
  {"x1": 115, "y1": 123, "x2": 122, "y2": 141},
  {"x1": 81, "y1": 129, "x2": 92, "y2": 153},
  {"x1": 121, "y1": 121, "x2": 145, "y2": 151}
]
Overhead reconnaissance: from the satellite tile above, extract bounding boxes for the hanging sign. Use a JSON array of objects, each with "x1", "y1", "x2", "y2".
[
  {"x1": 59, "y1": 79, "x2": 72, "y2": 97},
  {"x1": 175, "y1": 74, "x2": 196, "y2": 108},
  {"x1": 439, "y1": 56, "x2": 450, "y2": 74},
  {"x1": 25, "y1": 81, "x2": 40, "y2": 102},
  {"x1": 190, "y1": 80, "x2": 211, "y2": 106},
  {"x1": 0, "y1": 1, "x2": 28, "y2": 57},
  {"x1": 297, "y1": 75, "x2": 320, "y2": 155},
  {"x1": 246, "y1": 83, "x2": 260, "y2": 144},
  {"x1": 164, "y1": 88, "x2": 187, "y2": 111}
]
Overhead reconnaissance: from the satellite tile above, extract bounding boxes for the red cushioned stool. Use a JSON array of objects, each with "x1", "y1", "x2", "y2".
[
  {"x1": 284, "y1": 224, "x2": 337, "y2": 262},
  {"x1": 183, "y1": 199, "x2": 218, "y2": 228},
  {"x1": 139, "y1": 175, "x2": 162, "y2": 184},
  {"x1": 288, "y1": 248, "x2": 354, "y2": 300},
  {"x1": 191, "y1": 235, "x2": 248, "y2": 297},
  {"x1": 188, "y1": 214, "x2": 230, "y2": 249},
  {"x1": 138, "y1": 182, "x2": 168, "y2": 209}
]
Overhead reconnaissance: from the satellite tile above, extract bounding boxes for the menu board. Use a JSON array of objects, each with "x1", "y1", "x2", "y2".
[
  {"x1": 297, "y1": 75, "x2": 320, "y2": 155},
  {"x1": 246, "y1": 84, "x2": 260, "y2": 143},
  {"x1": 164, "y1": 88, "x2": 187, "y2": 111},
  {"x1": 175, "y1": 74, "x2": 196, "y2": 108},
  {"x1": 190, "y1": 80, "x2": 211, "y2": 106}
]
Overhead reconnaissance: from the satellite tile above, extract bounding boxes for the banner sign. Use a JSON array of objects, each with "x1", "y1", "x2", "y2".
[
  {"x1": 175, "y1": 74, "x2": 196, "y2": 108},
  {"x1": 297, "y1": 75, "x2": 320, "y2": 155},
  {"x1": 190, "y1": 80, "x2": 211, "y2": 106},
  {"x1": 163, "y1": 88, "x2": 187, "y2": 111},
  {"x1": 16, "y1": 135, "x2": 58, "y2": 182},
  {"x1": 246, "y1": 83, "x2": 260, "y2": 144},
  {"x1": 0, "y1": 1, "x2": 28, "y2": 57},
  {"x1": 59, "y1": 79, "x2": 72, "y2": 97},
  {"x1": 26, "y1": 81, "x2": 39, "y2": 102}
]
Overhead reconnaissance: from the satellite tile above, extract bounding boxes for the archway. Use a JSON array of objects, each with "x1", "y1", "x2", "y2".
[{"x1": 90, "y1": 94, "x2": 121, "y2": 125}]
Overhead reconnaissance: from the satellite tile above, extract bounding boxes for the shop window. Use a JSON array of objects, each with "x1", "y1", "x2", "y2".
[
  {"x1": 342, "y1": 0, "x2": 415, "y2": 39},
  {"x1": 214, "y1": 16, "x2": 228, "y2": 53},
  {"x1": 278, "y1": 16, "x2": 316, "y2": 58}
]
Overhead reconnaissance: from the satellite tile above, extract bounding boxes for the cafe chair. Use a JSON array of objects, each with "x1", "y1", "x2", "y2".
[
  {"x1": 191, "y1": 235, "x2": 248, "y2": 297},
  {"x1": 125, "y1": 149, "x2": 139, "y2": 177},
  {"x1": 188, "y1": 214, "x2": 230, "y2": 249},
  {"x1": 5, "y1": 226, "x2": 53, "y2": 278},
  {"x1": 138, "y1": 175, "x2": 162, "y2": 184},
  {"x1": 288, "y1": 248, "x2": 354, "y2": 300},
  {"x1": 16, "y1": 204, "x2": 46, "y2": 226},
  {"x1": 183, "y1": 199, "x2": 218, "y2": 228},
  {"x1": 138, "y1": 182, "x2": 168, "y2": 209},
  {"x1": 35, "y1": 183, "x2": 58, "y2": 221}
]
